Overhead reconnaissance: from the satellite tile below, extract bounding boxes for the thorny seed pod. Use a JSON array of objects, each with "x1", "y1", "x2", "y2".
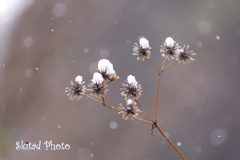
[
  {"x1": 88, "y1": 72, "x2": 108, "y2": 98},
  {"x1": 176, "y1": 45, "x2": 196, "y2": 64},
  {"x1": 118, "y1": 99, "x2": 141, "y2": 120},
  {"x1": 65, "y1": 75, "x2": 86, "y2": 101},
  {"x1": 121, "y1": 75, "x2": 142, "y2": 100},
  {"x1": 160, "y1": 37, "x2": 180, "y2": 60},
  {"x1": 132, "y1": 37, "x2": 151, "y2": 61}
]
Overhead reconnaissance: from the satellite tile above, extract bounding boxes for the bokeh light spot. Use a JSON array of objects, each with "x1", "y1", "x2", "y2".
[
  {"x1": 210, "y1": 128, "x2": 226, "y2": 146},
  {"x1": 24, "y1": 37, "x2": 33, "y2": 48},
  {"x1": 110, "y1": 121, "x2": 118, "y2": 129},
  {"x1": 53, "y1": 3, "x2": 67, "y2": 17}
]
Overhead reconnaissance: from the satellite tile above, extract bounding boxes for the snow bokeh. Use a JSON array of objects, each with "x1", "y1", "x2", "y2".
[
  {"x1": 53, "y1": 3, "x2": 67, "y2": 18},
  {"x1": 109, "y1": 121, "x2": 118, "y2": 129},
  {"x1": 24, "y1": 37, "x2": 33, "y2": 48}
]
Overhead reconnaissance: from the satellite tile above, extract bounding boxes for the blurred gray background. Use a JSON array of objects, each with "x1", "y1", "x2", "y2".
[{"x1": 0, "y1": 0, "x2": 240, "y2": 159}]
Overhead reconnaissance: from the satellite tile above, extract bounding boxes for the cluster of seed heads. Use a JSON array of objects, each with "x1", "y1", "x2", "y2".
[{"x1": 66, "y1": 37, "x2": 196, "y2": 120}]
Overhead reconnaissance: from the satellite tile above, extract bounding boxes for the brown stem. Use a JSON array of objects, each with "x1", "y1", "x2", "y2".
[
  {"x1": 155, "y1": 124, "x2": 187, "y2": 160},
  {"x1": 154, "y1": 56, "x2": 167, "y2": 121},
  {"x1": 162, "y1": 59, "x2": 178, "y2": 72},
  {"x1": 83, "y1": 93, "x2": 153, "y2": 124},
  {"x1": 149, "y1": 56, "x2": 160, "y2": 74},
  {"x1": 101, "y1": 95, "x2": 105, "y2": 105},
  {"x1": 161, "y1": 56, "x2": 168, "y2": 71},
  {"x1": 134, "y1": 98, "x2": 154, "y2": 122},
  {"x1": 83, "y1": 93, "x2": 186, "y2": 159},
  {"x1": 102, "y1": 82, "x2": 106, "y2": 105},
  {"x1": 154, "y1": 74, "x2": 160, "y2": 122}
]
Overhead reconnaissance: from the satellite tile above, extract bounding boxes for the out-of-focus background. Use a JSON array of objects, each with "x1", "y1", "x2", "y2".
[{"x1": 0, "y1": 0, "x2": 240, "y2": 159}]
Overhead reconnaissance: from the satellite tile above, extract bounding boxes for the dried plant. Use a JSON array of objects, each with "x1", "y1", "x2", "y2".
[{"x1": 65, "y1": 37, "x2": 196, "y2": 160}]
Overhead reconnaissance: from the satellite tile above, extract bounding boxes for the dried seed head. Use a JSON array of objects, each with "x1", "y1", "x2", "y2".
[
  {"x1": 132, "y1": 37, "x2": 151, "y2": 61},
  {"x1": 118, "y1": 100, "x2": 141, "y2": 120},
  {"x1": 121, "y1": 75, "x2": 142, "y2": 100},
  {"x1": 176, "y1": 45, "x2": 196, "y2": 64},
  {"x1": 160, "y1": 37, "x2": 180, "y2": 60},
  {"x1": 88, "y1": 72, "x2": 107, "y2": 98},
  {"x1": 65, "y1": 75, "x2": 86, "y2": 101}
]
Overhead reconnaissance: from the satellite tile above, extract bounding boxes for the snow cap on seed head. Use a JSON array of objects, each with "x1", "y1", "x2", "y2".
[
  {"x1": 75, "y1": 75, "x2": 83, "y2": 84},
  {"x1": 98, "y1": 59, "x2": 116, "y2": 75},
  {"x1": 179, "y1": 48, "x2": 184, "y2": 54},
  {"x1": 127, "y1": 75, "x2": 138, "y2": 87},
  {"x1": 127, "y1": 99, "x2": 133, "y2": 105},
  {"x1": 139, "y1": 38, "x2": 149, "y2": 49},
  {"x1": 106, "y1": 67, "x2": 115, "y2": 75},
  {"x1": 92, "y1": 72, "x2": 104, "y2": 84},
  {"x1": 165, "y1": 37, "x2": 174, "y2": 48}
]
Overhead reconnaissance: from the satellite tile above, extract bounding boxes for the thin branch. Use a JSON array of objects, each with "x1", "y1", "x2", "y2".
[
  {"x1": 101, "y1": 95, "x2": 105, "y2": 105},
  {"x1": 150, "y1": 56, "x2": 185, "y2": 159},
  {"x1": 155, "y1": 124, "x2": 187, "y2": 160},
  {"x1": 102, "y1": 82, "x2": 106, "y2": 105},
  {"x1": 149, "y1": 56, "x2": 160, "y2": 74},
  {"x1": 161, "y1": 56, "x2": 168, "y2": 71},
  {"x1": 83, "y1": 93, "x2": 153, "y2": 124},
  {"x1": 154, "y1": 74, "x2": 160, "y2": 122},
  {"x1": 134, "y1": 98, "x2": 154, "y2": 122},
  {"x1": 162, "y1": 59, "x2": 178, "y2": 72},
  {"x1": 83, "y1": 93, "x2": 103, "y2": 104},
  {"x1": 154, "y1": 56, "x2": 167, "y2": 121}
]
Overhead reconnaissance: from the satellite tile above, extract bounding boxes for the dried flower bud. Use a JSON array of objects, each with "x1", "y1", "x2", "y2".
[
  {"x1": 132, "y1": 37, "x2": 151, "y2": 61},
  {"x1": 176, "y1": 45, "x2": 196, "y2": 64},
  {"x1": 88, "y1": 72, "x2": 107, "y2": 98},
  {"x1": 65, "y1": 75, "x2": 86, "y2": 101},
  {"x1": 121, "y1": 75, "x2": 142, "y2": 100},
  {"x1": 118, "y1": 99, "x2": 141, "y2": 120},
  {"x1": 160, "y1": 37, "x2": 180, "y2": 60}
]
